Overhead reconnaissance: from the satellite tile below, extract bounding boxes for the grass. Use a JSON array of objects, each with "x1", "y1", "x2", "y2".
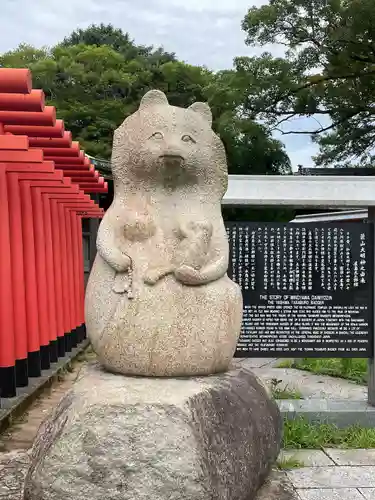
[
  {"x1": 277, "y1": 456, "x2": 305, "y2": 469},
  {"x1": 277, "y1": 360, "x2": 295, "y2": 369},
  {"x1": 277, "y1": 358, "x2": 368, "y2": 385},
  {"x1": 270, "y1": 378, "x2": 303, "y2": 400},
  {"x1": 283, "y1": 417, "x2": 375, "y2": 449}
]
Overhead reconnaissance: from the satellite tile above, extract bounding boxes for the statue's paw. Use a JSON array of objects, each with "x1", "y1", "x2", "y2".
[
  {"x1": 143, "y1": 268, "x2": 161, "y2": 285},
  {"x1": 174, "y1": 265, "x2": 201, "y2": 285},
  {"x1": 144, "y1": 265, "x2": 173, "y2": 285},
  {"x1": 111, "y1": 254, "x2": 131, "y2": 273}
]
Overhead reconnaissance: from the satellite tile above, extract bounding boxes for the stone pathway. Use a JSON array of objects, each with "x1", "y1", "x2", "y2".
[
  {"x1": 241, "y1": 358, "x2": 367, "y2": 400},
  {"x1": 280, "y1": 448, "x2": 375, "y2": 499}
]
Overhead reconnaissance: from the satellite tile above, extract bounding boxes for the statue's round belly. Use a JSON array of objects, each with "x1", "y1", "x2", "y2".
[{"x1": 85, "y1": 261, "x2": 243, "y2": 377}]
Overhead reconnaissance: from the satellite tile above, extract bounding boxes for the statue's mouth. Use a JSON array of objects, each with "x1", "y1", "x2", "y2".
[
  {"x1": 153, "y1": 154, "x2": 197, "y2": 188},
  {"x1": 158, "y1": 154, "x2": 185, "y2": 167}
]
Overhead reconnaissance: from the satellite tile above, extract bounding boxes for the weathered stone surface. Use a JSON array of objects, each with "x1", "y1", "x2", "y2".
[
  {"x1": 0, "y1": 450, "x2": 30, "y2": 500},
  {"x1": 324, "y1": 448, "x2": 375, "y2": 466},
  {"x1": 286, "y1": 466, "x2": 375, "y2": 488},
  {"x1": 297, "y1": 489, "x2": 364, "y2": 500},
  {"x1": 23, "y1": 361, "x2": 281, "y2": 500},
  {"x1": 254, "y1": 470, "x2": 298, "y2": 500},
  {"x1": 279, "y1": 449, "x2": 335, "y2": 467},
  {"x1": 85, "y1": 89, "x2": 242, "y2": 377},
  {"x1": 359, "y1": 488, "x2": 375, "y2": 499}
]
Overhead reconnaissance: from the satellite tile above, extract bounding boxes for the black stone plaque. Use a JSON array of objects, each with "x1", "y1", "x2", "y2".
[{"x1": 226, "y1": 222, "x2": 373, "y2": 358}]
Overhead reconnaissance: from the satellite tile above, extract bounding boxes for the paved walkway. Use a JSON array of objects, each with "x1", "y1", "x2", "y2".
[
  {"x1": 241, "y1": 357, "x2": 367, "y2": 401},
  {"x1": 280, "y1": 448, "x2": 375, "y2": 499}
]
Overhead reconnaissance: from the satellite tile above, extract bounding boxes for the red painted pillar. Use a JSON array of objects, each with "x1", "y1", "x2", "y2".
[
  {"x1": 58, "y1": 202, "x2": 73, "y2": 351},
  {"x1": 50, "y1": 199, "x2": 66, "y2": 357},
  {"x1": 0, "y1": 65, "x2": 108, "y2": 404},
  {"x1": 19, "y1": 180, "x2": 42, "y2": 376},
  {"x1": 38, "y1": 185, "x2": 80, "y2": 357},
  {"x1": 67, "y1": 208, "x2": 80, "y2": 345},
  {"x1": 40, "y1": 190, "x2": 59, "y2": 361},
  {"x1": 0, "y1": 168, "x2": 16, "y2": 397},
  {"x1": 28, "y1": 182, "x2": 51, "y2": 369},
  {"x1": 5, "y1": 163, "x2": 60, "y2": 380},
  {"x1": 27, "y1": 177, "x2": 67, "y2": 365},
  {"x1": 50, "y1": 193, "x2": 89, "y2": 350},
  {"x1": 4, "y1": 162, "x2": 56, "y2": 383},
  {"x1": 66, "y1": 206, "x2": 103, "y2": 341},
  {"x1": 62, "y1": 206, "x2": 102, "y2": 341},
  {"x1": 6, "y1": 173, "x2": 28, "y2": 386}
]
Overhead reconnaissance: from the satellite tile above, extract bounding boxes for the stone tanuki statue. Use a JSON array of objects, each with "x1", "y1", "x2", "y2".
[
  {"x1": 24, "y1": 91, "x2": 281, "y2": 500},
  {"x1": 85, "y1": 89, "x2": 243, "y2": 376}
]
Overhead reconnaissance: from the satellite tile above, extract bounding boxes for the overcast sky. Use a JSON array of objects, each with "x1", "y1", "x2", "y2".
[{"x1": 1, "y1": 0, "x2": 319, "y2": 169}]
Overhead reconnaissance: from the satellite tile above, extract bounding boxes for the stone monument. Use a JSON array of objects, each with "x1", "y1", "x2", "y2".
[{"x1": 23, "y1": 91, "x2": 283, "y2": 500}]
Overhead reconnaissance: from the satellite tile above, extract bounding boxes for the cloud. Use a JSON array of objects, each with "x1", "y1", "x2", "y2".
[
  {"x1": 0, "y1": 0, "x2": 318, "y2": 167},
  {"x1": 0, "y1": 0, "x2": 279, "y2": 68}
]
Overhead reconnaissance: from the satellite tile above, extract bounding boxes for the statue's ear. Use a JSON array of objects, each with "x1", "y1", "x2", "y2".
[
  {"x1": 139, "y1": 90, "x2": 169, "y2": 109},
  {"x1": 188, "y1": 102, "x2": 212, "y2": 126}
]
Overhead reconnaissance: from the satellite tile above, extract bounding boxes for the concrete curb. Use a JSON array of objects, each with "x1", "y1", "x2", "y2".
[
  {"x1": 0, "y1": 339, "x2": 89, "y2": 433},
  {"x1": 278, "y1": 398, "x2": 375, "y2": 428}
]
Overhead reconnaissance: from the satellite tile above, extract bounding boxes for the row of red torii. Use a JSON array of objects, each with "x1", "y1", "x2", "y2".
[{"x1": 0, "y1": 68, "x2": 108, "y2": 399}]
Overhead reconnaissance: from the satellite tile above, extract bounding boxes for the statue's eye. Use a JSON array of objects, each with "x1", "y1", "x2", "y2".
[
  {"x1": 149, "y1": 132, "x2": 163, "y2": 140},
  {"x1": 181, "y1": 134, "x2": 195, "y2": 143}
]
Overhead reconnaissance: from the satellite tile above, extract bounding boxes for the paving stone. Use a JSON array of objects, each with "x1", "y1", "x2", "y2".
[
  {"x1": 236, "y1": 358, "x2": 279, "y2": 369},
  {"x1": 358, "y1": 488, "x2": 375, "y2": 499},
  {"x1": 297, "y1": 488, "x2": 364, "y2": 500},
  {"x1": 279, "y1": 449, "x2": 335, "y2": 466},
  {"x1": 286, "y1": 466, "x2": 375, "y2": 488},
  {"x1": 252, "y1": 364, "x2": 367, "y2": 400},
  {"x1": 325, "y1": 448, "x2": 375, "y2": 466}
]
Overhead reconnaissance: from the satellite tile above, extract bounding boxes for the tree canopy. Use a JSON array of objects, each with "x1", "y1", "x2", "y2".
[
  {"x1": 0, "y1": 24, "x2": 291, "y2": 183},
  {"x1": 237, "y1": 0, "x2": 375, "y2": 168},
  {"x1": 60, "y1": 23, "x2": 176, "y2": 65},
  {"x1": 0, "y1": 41, "x2": 209, "y2": 158}
]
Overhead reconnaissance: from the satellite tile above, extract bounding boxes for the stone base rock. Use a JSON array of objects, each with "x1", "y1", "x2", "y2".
[
  {"x1": 254, "y1": 470, "x2": 299, "y2": 500},
  {"x1": 24, "y1": 361, "x2": 281, "y2": 500}
]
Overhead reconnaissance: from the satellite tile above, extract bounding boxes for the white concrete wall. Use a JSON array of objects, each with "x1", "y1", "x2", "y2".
[{"x1": 224, "y1": 175, "x2": 375, "y2": 207}]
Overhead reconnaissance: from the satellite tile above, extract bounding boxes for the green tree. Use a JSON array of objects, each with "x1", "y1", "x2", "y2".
[
  {"x1": 239, "y1": 0, "x2": 375, "y2": 167},
  {"x1": 1, "y1": 43, "x2": 140, "y2": 157},
  {"x1": 0, "y1": 24, "x2": 293, "y2": 222},
  {"x1": 205, "y1": 68, "x2": 293, "y2": 222},
  {"x1": 0, "y1": 42, "x2": 208, "y2": 158},
  {"x1": 60, "y1": 23, "x2": 176, "y2": 64}
]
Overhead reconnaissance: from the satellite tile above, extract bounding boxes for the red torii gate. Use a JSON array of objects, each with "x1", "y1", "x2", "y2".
[{"x1": 0, "y1": 68, "x2": 106, "y2": 399}]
